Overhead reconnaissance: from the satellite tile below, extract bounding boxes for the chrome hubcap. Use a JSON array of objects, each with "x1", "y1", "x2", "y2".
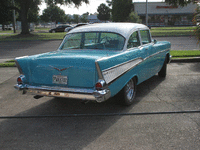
[{"x1": 125, "y1": 79, "x2": 135, "y2": 101}]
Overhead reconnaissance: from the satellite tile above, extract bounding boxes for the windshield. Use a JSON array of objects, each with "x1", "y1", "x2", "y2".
[{"x1": 60, "y1": 32, "x2": 125, "y2": 51}]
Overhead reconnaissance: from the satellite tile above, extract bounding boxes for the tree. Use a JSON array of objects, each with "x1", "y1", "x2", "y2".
[
  {"x1": 0, "y1": 0, "x2": 41, "y2": 34},
  {"x1": 80, "y1": 13, "x2": 88, "y2": 23},
  {"x1": 97, "y1": 3, "x2": 110, "y2": 22},
  {"x1": 0, "y1": 1, "x2": 13, "y2": 30},
  {"x1": 111, "y1": 0, "x2": 133, "y2": 22},
  {"x1": 165, "y1": 0, "x2": 197, "y2": 7},
  {"x1": 0, "y1": 0, "x2": 89, "y2": 34},
  {"x1": 73, "y1": 14, "x2": 80, "y2": 23},
  {"x1": 128, "y1": 12, "x2": 141, "y2": 23},
  {"x1": 27, "y1": 2, "x2": 40, "y2": 24},
  {"x1": 66, "y1": 14, "x2": 73, "y2": 24},
  {"x1": 40, "y1": 5, "x2": 66, "y2": 24},
  {"x1": 193, "y1": 5, "x2": 200, "y2": 42}
]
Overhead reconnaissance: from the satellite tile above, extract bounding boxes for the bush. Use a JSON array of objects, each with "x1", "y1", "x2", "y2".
[{"x1": 128, "y1": 12, "x2": 141, "y2": 23}]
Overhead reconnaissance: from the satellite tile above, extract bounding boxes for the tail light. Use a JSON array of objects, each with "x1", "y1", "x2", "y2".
[
  {"x1": 17, "y1": 75, "x2": 25, "y2": 84},
  {"x1": 95, "y1": 80, "x2": 106, "y2": 90}
]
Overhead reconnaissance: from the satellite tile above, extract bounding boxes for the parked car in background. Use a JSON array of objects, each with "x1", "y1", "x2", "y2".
[
  {"x1": 49, "y1": 25, "x2": 72, "y2": 33},
  {"x1": 65, "y1": 23, "x2": 88, "y2": 32},
  {"x1": 14, "y1": 23, "x2": 171, "y2": 106}
]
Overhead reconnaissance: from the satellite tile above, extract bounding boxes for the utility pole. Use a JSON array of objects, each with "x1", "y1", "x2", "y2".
[
  {"x1": 12, "y1": 0, "x2": 16, "y2": 33},
  {"x1": 146, "y1": 0, "x2": 148, "y2": 26}
]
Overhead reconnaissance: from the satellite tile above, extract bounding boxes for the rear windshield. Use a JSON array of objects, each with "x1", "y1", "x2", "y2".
[{"x1": 60, "y1": 32, "x2": 125, "y2": 51}]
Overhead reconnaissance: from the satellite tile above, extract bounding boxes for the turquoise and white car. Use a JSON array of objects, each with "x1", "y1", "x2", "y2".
[{"x1": 14, "y1": 23, "x2": 171, "y2": 106}]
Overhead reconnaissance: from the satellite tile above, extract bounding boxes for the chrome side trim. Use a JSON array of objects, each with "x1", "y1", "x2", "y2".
[
  {"x1": 102, "y1": 58, "x2": 143, "y2": 84},
  {"x1": 15, "y1": 59, "x2": 23, "y2": 74},
  {"x1": 97, "y1": 48, "x2": 170, "y2": 84},
  {"x1": 95, "y1": 60, "x2": 104, "y2": 79},
  {"x1": 144, "y1": 49, "x2": 170, "y2": 61}
]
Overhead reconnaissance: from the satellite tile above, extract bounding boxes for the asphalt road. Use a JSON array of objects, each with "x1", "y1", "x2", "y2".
[
  {"x1": 0, "y1": 36, "x2": 199, "y2": 59},
  {"x1": 0, "y1": 63, "x2": 200, "y2": 149}
]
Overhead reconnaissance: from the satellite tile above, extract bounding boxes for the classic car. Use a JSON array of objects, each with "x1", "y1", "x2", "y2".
[
  {"x1": 14, "y1": 23, "x2": 171, "y2": 106},
  {"x1": 65, "y1": 23, "x2": 88, "y2": 32},
  {"x1": 49, "y1": 25, "x2": 72, "y2": 33}
]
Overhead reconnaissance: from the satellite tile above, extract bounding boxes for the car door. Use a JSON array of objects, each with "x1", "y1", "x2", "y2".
[{"x1": 138, "y1": 29, "x2": 157, "y2": 80}]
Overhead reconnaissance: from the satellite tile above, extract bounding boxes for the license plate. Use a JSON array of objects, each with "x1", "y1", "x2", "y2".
[{"x1": 53, "y1": 75, "x2": 68, "y2": 84}]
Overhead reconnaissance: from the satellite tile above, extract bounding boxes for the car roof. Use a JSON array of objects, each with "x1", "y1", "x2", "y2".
[{"x1": 68, "y1": 23, "x2": 149, "y2": 38}]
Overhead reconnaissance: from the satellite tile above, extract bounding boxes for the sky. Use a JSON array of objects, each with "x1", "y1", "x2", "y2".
[{"x1": 39, "y1": 0, "x2": 164, "y2": 15}]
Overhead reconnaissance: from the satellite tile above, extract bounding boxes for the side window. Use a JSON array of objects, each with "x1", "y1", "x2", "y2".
[
  {"x1": 140, "y1": 30, "x2": 151, "y2": 45},
  {"x1": 127, "y1": 31, "x2": 140, "y2": 49}
]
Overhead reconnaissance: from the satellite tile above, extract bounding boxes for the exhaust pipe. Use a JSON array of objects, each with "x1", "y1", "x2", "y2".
[{"x1": 34, "y1": 95, "x2": 43, "y2": 99}]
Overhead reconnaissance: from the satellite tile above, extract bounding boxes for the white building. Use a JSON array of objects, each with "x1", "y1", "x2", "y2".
[{"x1": 134, "y1": 2, "x2": 198, "y2": 26}]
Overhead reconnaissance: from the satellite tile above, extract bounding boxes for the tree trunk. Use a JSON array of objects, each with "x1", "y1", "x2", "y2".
[
  {"x1": 20, "y1": 1, "x2": 31, "y2": 34},
  {"x1": 2, "y1": 24, "x2": 5, "y2": 30}
]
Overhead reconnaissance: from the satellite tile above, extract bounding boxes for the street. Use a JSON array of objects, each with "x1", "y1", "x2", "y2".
[
  {"x1": 0, "y1": 63, "x2": 200, "y2": 149},
  {"x1": 0, "y1": 36, "x2": 199, "y2": 59}
]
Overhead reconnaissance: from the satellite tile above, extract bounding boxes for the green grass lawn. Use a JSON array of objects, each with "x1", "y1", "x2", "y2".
[
  {"x1": 170, "y1": 50, "x2": 200, "y2": 58},
  {"x1": 150, "y1": 26, "x2": 195, "y2": 36}
]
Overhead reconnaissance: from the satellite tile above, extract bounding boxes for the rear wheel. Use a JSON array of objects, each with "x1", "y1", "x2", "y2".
[
  {"x1": 158, "y1": 56, "x2": 167, "y2": 77},
  {"x1": 118, "y1": 78, "x2": 137, "y2": 106}
]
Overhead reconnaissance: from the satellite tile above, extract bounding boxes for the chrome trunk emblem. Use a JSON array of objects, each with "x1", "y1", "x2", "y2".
[{"x1": 49, "y1": 65, "x2": 72, "y2": 71}]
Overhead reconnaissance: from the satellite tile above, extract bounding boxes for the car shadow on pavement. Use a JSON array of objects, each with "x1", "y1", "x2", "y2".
[
  {"x1": 0, "y1": 75, "x2": 166, "y2": 149},
  {"x1": 189, "y1": 62, "x2": 200, "y2": 72}
]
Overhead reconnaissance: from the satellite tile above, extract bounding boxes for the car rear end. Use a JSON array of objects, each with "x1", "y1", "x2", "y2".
[{"x1": 14, "y1": 51, "x2": 112, "y2": 102}]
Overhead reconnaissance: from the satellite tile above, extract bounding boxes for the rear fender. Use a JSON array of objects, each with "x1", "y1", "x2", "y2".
[{"x1": 108, "y1": 69, "x2": 139, "y2": 97}]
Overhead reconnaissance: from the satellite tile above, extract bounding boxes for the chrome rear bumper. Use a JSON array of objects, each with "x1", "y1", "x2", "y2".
[{"x1": 14, "y1": 84, "x2": 111, "y2": 103}]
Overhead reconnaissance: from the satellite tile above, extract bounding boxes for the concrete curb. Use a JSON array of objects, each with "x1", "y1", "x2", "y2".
[
  {"x1": 171, "y1": 57, "x2": 200, "y2": 63},
  {"x1": 0, "y1": 59, "x2": 14, "y2": 64}
]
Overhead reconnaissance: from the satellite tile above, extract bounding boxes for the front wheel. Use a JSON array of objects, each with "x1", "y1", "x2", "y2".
[
  {"x1": 118, "y1": 78, "x2": 137, "y2": 106},
  {"x1": 158, "y1": 56, "x2": 167, "y2": 77}
]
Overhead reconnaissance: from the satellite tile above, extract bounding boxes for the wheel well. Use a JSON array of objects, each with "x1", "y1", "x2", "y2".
[
  {"x1": 166, "y1": 53, "x2": 170, "y2": 63},
  {"x1": 132, "y1": 76, "x2": 138, "y2": 84}
]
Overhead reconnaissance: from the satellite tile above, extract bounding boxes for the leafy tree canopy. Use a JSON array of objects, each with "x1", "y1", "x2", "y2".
[
  {"x1": 73, "y1": 14, "x2": 80, "y2": 23},
  {"x1": 165, "y1": 0, "x2": 197, "y2": 6},
  {"x1": 44, "y1": 0, "x2": 89, "y2": 7},
  {"x1": 111, "y1": 0, "x2": 133, "y2": 22},
  {"x1": 0, "y1": 0, "x2": 89, "y2": 34},
  {"x1": 40, "y1": 5, "x2": 66, "y2": 24},
  {"x1": 80, "y1": 13, "x2": 88, "y2": 23},
  {"x1": 0, "y1": 1, "x2": 13, "y2": 25},
  {"x1": 97, "y1": 3, "x2": 110, "y2": 21},
  {"x1": 128, "y1": 12, "x2": 141, "y2": 23}
]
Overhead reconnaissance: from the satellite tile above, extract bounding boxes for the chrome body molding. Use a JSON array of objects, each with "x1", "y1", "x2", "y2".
[
  {"x1": 15, "y1": 59, "x2": 24, "y2": 74},
  {"x1": 95, "y1": 61, "x2": 104, "y2": 80},
  {"x1": 14, "y1": 84, "x2": 111, "y2": 103},
  {"x1": 95, "y1": 48, "x2": 170, "y2": 84},
  {"x1": 102, "y1": 58, "x2": 143, "y2": 84},
  {"x1": 143, "y1": 49, "x2": 170, "y2": 61}
]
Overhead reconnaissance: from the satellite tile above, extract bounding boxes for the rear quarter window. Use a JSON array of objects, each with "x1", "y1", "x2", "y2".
[{"x1": 140, "y1": 30, "x2": 151, "y2": 45}]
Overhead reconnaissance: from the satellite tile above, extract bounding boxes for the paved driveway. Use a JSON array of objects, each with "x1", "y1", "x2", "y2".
[{"x1": 0, "y1": 63, "x2": 199, "y2": 149}]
